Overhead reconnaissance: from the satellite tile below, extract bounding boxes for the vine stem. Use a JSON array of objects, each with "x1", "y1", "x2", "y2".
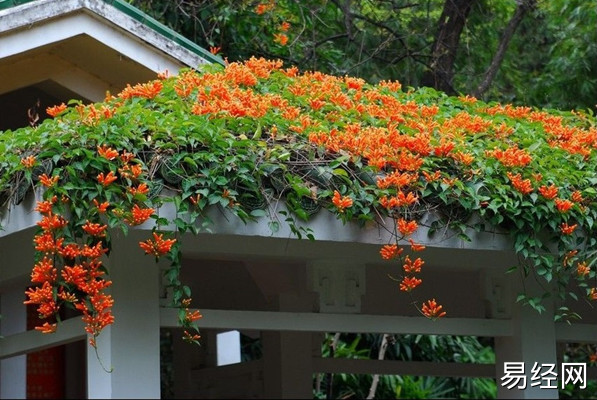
[{"x1": 91, "y1": 336, "x2": 114, "y2": 373}]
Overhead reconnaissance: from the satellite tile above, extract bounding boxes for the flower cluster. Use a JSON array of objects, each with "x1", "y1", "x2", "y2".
[
  {"x1": 23, "y1": 146, "x2": 196, "y2": 352},
  {"x1": 25, "y1": 193, "x2": 113, "y2": 342},
  {"x1": 382, "y1": 215, "x2": 445, "y2": 318}
]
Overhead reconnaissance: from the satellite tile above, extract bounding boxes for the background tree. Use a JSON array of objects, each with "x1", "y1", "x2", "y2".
[{"x1": 130, "y1": 0, "x2": 596, "y2": 111}]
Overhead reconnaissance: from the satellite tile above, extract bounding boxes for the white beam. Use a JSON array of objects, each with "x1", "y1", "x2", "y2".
[
  {"x1": 0, "y1": 317, "x2": 85, "y2": 360},
  {"x1": 160, "y1": 308, "x2": 513, "y2": 337},
  {"x1": 555, "y1": 323, "x2": 597, "y2": 344},
  {"x1": 312, "y1": 358, "x2": 496, "y2": 378}
]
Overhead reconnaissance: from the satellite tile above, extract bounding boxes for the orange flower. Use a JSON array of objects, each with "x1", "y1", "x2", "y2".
[
  {"x1": 332, "y1": 191, "x2": 353, "y2": 212},
  {"x1": 402, "y1": 255, "x2": 424, "y2": 273},
  {"x1": 209, "y1": 46, "x2": 221, "y2": 55},
  {"x1": 127, "y1": 204, "x2": 155, "y2": 226},
  {"x1": 183, "y1": 330, "x2": 201, "y2": 343},
  {"x1": 560, "y1": 222, "x2": 577, "y2": 235},
  {"x1": 487, "y1": 146, "x2": 532, "y2": 167},
  {"x1": 399, "y1": 276, "x2": 422, "y2": 292},
  {"x1": 35, "y1": 197, "x2": 57, "y2": 214},
  {"x1": 452, "y1": 151, "x2": 474, "y2": 165},
  {"x1": 408, "y1": 238, "x2": 425, "y2": 252},
  {"x1": 532, "y1": 173, "x2": 543, "y2": 182},
  {"x1": 97, "y1": 171, "x2": 117, "y2": 186},
  {"x1": 539, "y1": 184, "x2": 558, "y2": 200},
  {"x1": 93, "y1": 199, "x2": 109, "y2": 213},
  {"x1": 139, "y1": 232, "x2": 177, "y2": 257},
  {"x1": 61, "y1": 264, "x2": 87, "y2": 286},
  {"x1": 24, "y1": 281, "x2": 55, "y2": 306},
  {"x1": 39, "y1": 174, "x2": 59, "y2": 188},
  {"x1": 458, "y1": 95, "x2": 477, "y2": 103},
  {"x1": 563, "y1": 250, "x2": 578, "y2": 267},
  {"x1": 506, "y1": 172, "x2": 533, "y2": 195},
  {"x1": 80, "y1": 242, "x2": 108, "y2": 258},
  {"x1": 555, "y1": 198, "x2": 574, "y2": 213},
  {"x1": 377, "y1": 171, "x2": 417, "y2": 188},
  {"x1": 422, "y1": 170, "x2": 441, "y2": 182},
  {"x1": 60, "y1": 243, "x2": 81, "y2": 259},
  {"x1": 157, "y1": 70, "x2": 170, "y2": 80},
  {"x1": 46, "y1": 103, "x2": 67, "y2": 117},
  {"x1": 309, "y1": 98, "x2": 326, "y2": 111},
  {"x1": 97, "y1": 145, "x2": 119, "y2": 160},
  {"x1": 30, "y1": 257, "x2": 57, "y2": 283},
  {"x1": 379, "y1": 192, "x2": 418, "y2": 209},
  {"x1": 280, "y1": 21, "x2": 291, "y2": 31},
  {"x1": 380, "y1": 244, "x2": 403, "y2": 260},
  {"x1": 118, "y1": 80, "x2": 163, "y2": 99},
  {"x1": 274, "y1": 33, "x2": 288, "y2": 46},
  {"x1": 577, "y1": 261, "x2": 590, "y2": 278},
  {"x1": 397, "y1": 218, "x2": 418, "y2": 237},
  {"x1": 34, "y1": 232, "x2": 64, "y2": 253},
  {"x1": 21, "y1": 155, "x2": 36, "y2": 168},
  {"x1": 184, "y1": 309, "x2": 203, "y2": 323},
  {"x1": 35, "y1": 322, "x2": 57, "y2": 334},
  {"x1": 255, "y1": 3, "x2": 273, "y2": 14},
  {"x1": 421, "y1": 299, "x2": 447, "y2": 319},
  {"x1": 128, "y1": 183, "x2": 149, "y2": 197},
  {"x1": 37, "y1": 213, "x2": 68, "y2": 231},
  {"x1": 589, "y1": 288, "x2": 597, "y2": 301},
  {"x1": 571, "y1": 190, "x2": 584, "y2": 203},
  {"x1": 82, "y1": 220, "x2": 108, "y2": 237}
]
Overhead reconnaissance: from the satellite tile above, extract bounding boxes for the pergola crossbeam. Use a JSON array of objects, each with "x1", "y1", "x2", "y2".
[
  {"x1": 160, "y1": 308, "x2": 513, "y2": 337},
  {"x1": 0, "y1": 317, "x2": 85, "y2": 360},
  {"x1": 312, "y1": 358, "x2": 496, "y2": 378}
]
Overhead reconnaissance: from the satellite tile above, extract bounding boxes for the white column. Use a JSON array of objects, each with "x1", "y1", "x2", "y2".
[
  {"x1": 0, "y1": 289, "x2": 27, "y2": 399},
  {"x1": 87, "y1": 232, "x2": 161, "y2": 399},
  {"x1": 262, "y1": 330, "x2": 313, "y2": 399},
  {"x1": 495, "y1": 289, "x2": 558, "y2": 398},
  {"x1": 262, "y1": 293, "x2": 315, "y2": 399}
]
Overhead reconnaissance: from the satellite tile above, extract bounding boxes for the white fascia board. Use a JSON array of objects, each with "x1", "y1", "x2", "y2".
[{"x1": 0, "y1": 0, "x2": 207, "y2": 72}]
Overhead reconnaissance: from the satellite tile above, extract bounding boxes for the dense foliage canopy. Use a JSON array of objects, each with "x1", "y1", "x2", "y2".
[{"x1": 2, "y1": 58, "x2": 597, "y2": 350}]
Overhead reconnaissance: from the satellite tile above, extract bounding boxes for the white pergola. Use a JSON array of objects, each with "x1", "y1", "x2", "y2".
[
  {"x1": 2, "y1": 192, "x2": 597, "y2": 398},
  {"x1": 0, "y1": 1, "x2": 596, "y2": 399}
]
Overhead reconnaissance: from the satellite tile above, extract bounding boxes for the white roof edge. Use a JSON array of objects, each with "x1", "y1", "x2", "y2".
[{"x1": 0, "y1": 0, "x2": 209, "y2": 69}]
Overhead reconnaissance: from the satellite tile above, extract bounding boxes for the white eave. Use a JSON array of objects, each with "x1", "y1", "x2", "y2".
[{"x1": 0, "y1": 0, "x2": 219, "y2": 100}]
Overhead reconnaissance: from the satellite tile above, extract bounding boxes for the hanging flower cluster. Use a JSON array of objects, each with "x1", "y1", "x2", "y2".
[{"x1": 20, "y1": 145, "x2": 195, "y2": 352}]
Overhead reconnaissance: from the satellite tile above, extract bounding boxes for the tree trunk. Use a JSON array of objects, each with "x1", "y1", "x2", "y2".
[
  {"x1": 366, "y1": 334, "x2": 390, "y2": 399},
  {"x1": 473, "y1": 0, "x2": 536, "y2": 97},
  {"x1": 422, "y1": 0, "x2": 476, "y2": 95}
]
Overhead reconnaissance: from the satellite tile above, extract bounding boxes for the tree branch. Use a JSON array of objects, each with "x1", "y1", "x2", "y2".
[
  {"x1": 473, "y1": 0, "x2": 536, "y2": 97},
  {"x1": 366, "y1": 334, "x2": 391, "y2": 399}
]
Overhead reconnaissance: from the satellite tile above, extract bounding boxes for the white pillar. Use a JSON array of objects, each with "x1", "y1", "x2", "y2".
[
  {"x1": 0, "y1": 289, "x2": 27, "y2": 399},
  {"x1": 262, "y1": 330, "x2": 313, "y2": 399},
  {"x1": 495, "y1": 292, "x2": 558, "y2": 398},
  {"x1": 262, "y1": 293, "x2": 315, "y2": 399},
  {"x1": 87, "y1": 232, "x2": 161, "y2": 399}
]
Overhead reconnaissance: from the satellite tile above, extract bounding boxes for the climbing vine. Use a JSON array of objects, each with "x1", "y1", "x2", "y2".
[{"x1": 1, "y1": 57, "x2": 596, "y2": 353}]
